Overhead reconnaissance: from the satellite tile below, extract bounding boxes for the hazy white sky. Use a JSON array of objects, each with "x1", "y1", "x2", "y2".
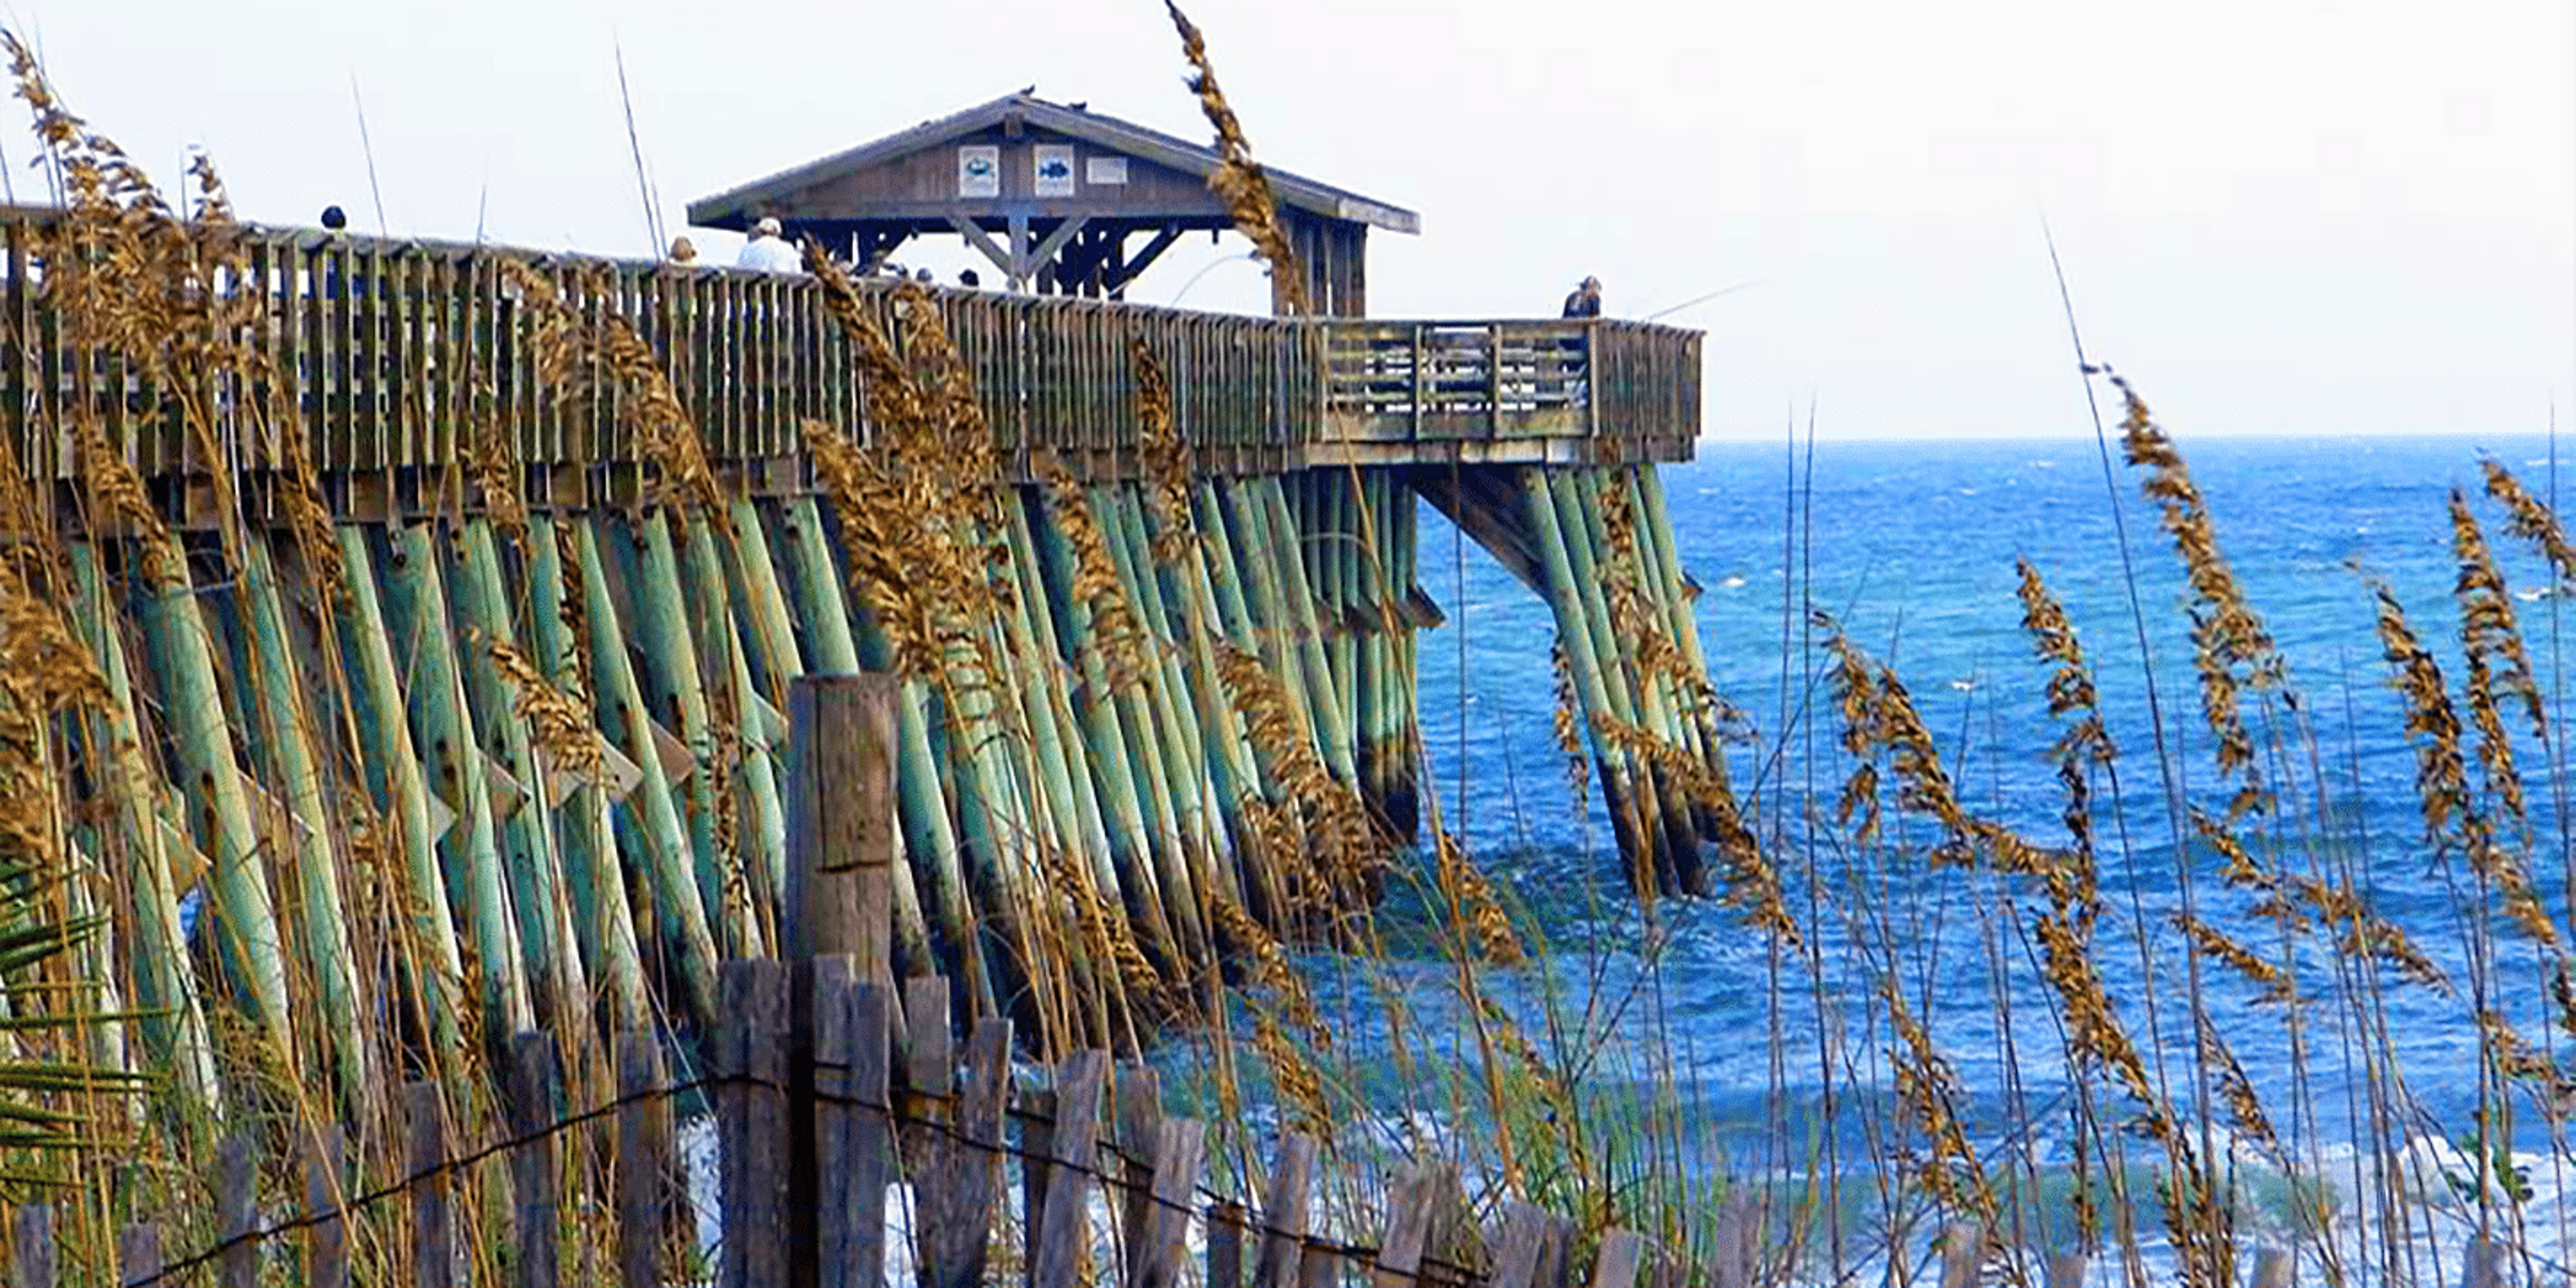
[{"x1": 12, "y1": 0, "x2": 2573, "y2": 439}]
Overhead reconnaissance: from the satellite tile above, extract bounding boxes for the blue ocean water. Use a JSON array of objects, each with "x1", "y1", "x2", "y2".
[{"x1": 1379, "y1": 433, "x2": 2576, "y2": 1177}]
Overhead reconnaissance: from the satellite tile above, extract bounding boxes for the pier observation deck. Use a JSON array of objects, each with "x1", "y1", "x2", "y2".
[{"x1": 0, "y1": 213, "x2": 1699, "y2": 517}]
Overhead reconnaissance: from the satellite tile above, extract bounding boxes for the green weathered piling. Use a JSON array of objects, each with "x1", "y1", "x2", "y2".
[
  {"x1": 625, "y1": 511, "x2": 759, "y2": 959},
  {"x1": 523, "y1": 517, "x2": 653, "y2": 1032},
  {"x1": 1214, "y1": 477, "x2": 1324, "y2": 796},
  {"x1": 1112, "y1": 482, "x2": 1246, "y2": 926},
  {"x1": 722, "y1": 500, "x2": 806, "y2": 704},
  {"x1": 142, "y1": 543, "x2": 298, "y2": 1049},
  {"x1": 998, "y1": 499, "x2": 1117, "y2": 873},
  {"x1": 574, "y1": 517, "x2": 720, "y2": 1026},
  {"x1": 1634, "y1": 467, "x2": 1728, "y2": 770},
  {"x1": 1556, "y1": 469, "x2": 1705, "y2": 892},
  {"x1": 329, "y1": 527, "x2": 467, "y2": 1051},
  {"x1": 1032, "y1": 487, "x2": 1192, "y2": 965},
  {"x1": 1193, "y1": 482, "x2": 1288, "y2": 794},
  {"x1": 1518, "y1": 469, "x2": 1661, "y2": 887},
  {"x1": 1257, "y1": 476, "x2": 1358, "y2": 788},
  {"x1": 70, "y1": 543, "x2": 221, "y2": 1103},
  {"x1": 1099, "y1": 486, "x2": 1226, "y2": 913},
  {"x1": 684, "y1": 520, "x2": 788, "y2": 934},
  {"x1": 385, "y1": 525, "x2": 538, "y2": 1038},
  {"x1": 1142, "y1": 481, "x2": 1264, "y2": 898},
  {"x1": 449, "y1": 521, "x2": 588, "y2": 1028},
  {"x1": 239, "y1": 532, "x2": 371, "y2": 1100}
]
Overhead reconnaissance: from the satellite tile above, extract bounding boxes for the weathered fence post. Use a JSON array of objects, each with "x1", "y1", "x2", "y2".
[
  {"x1": 1019, "y1": 1086, "x2": 1057, "y2": 1275},
  {"x1": 1489, "y1": 1201, "x2": 1550, "y2": 1288},
  {"x1": 1251, "y1": 1133, "x2": 1318, "y2": 1288},
  {"x1": 615, "y1": 1029, "x2": 673, "y2": 1288},
  {"x1": 1208, "y1": 1200, "x2": 1246, "y2": 1288},
  {"x1": 13, "y1": 1203, "x2": 54, "y2": 1288},
  {"x1": 1129, "y1": 1117, "x2": 1205, "y2": 1288},
  {"x1": 1589, "y1": 1230, "x2": 1647, "y2": 1288},
  {"x1": 1032, "y1": 1051, "x2": 1110, "y2": 1288},
  {"x1": 900, "y1": 973, "x2": 952, "y2": 1183},
  {"x1": 720, "y1": 959, "x2": 791, "y2": 1288},
  {"x1": 115, "y1": 1222, "x2": 160, "y2": 1288},
  {"x1": 1710, "y1": 1193, "x2": 1761, "y2": 1288},
  {"x1": 814, "y1": 961, "x2": 893, "y2": 1288},
  {"x1": 787, "y1": 674, "x2": 900, "y2": 1288},
  {"x1": 1375, "y1": 1165, "x2": 1437, "y2": 1288},
  {"x1": 920, "y1": 1016, "x2": 1012, "y2": 1288},
  {"x1": 217, "y1": 1130, "x2": 257, "y2": 1288},
  {"x1": 785, "y1": 674, "x2": 898, "y2": 985},
  {"x1": 1113, "y1": 1065, "x2": 1163, "y2": 1274},
  {"x1": 2461, "y1": 1237, "x2": 2504, "y2": 1288},
  {"x1": 509, "y1": 1032, "x2": 564, "y2": 1288},
  {"x1": 1936, "y1": 1224, "x2": 1982, "y2": 1288},
  {"x1": 304, "y1": 1124, "x2": 348, "y2": 1288},
  {"x1": 2045, "y1": 1250, "x2": 2090, "y2": 1288},
  {"x1": 2248, "y1": 1246, "x2": 2294, "y2": 1288},
  {"x1": 407, "y1": 1080, "x2": 455, "y2": 1288}
]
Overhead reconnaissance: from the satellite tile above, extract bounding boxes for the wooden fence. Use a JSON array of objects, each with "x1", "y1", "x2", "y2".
[
  {"x1": 0, "y1": 211, "x2": 1701, "y2": 506},
  {"x1": 39, "y1": 957, "x2": 1685, "y2": 1288}
]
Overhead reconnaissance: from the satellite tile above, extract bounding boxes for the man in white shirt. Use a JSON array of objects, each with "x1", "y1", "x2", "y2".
[{"x1": 736, "y1": 217, "x2": 803, "y2": 272}]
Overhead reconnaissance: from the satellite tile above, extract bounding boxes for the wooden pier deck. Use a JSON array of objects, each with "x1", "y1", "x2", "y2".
[{"x1": 0, "y1": 213, "x2": 1699, "y2": 515}]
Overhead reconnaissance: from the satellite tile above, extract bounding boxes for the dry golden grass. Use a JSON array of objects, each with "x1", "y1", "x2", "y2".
[
  {"x1": 2374, "y1": 582, "x2": 2556, "y2": 945},
  {"x1": 1132, "y1": 337, "x2": 1198, "y2": 567},
  {"x1": 1161, "y1": 2, "x2": 1305, "y2": 315},
  {"x1": 483, "y1": 635, "x2": 605, "y2": 790},
  {"x1": 2173, "y1": 914, "x2": 2294, "y2": 1006},
  {"x1": 2482, "y1": 457, "x2": 2576, "y2": 583},
  {"x1": 2116, "y1": 378, "x2": 2280, "y2": 820}
]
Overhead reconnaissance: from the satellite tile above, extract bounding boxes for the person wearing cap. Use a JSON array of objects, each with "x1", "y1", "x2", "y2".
[
  {"x1": 1561, "y1": 275, "x2": 1603, "y2": 319},
  {"x1": 1559, "y1": 275, "x2": 1602, "y2": 403},
  {"x1": 736, "y1": 216, "x2": 803, "y2": 272}
]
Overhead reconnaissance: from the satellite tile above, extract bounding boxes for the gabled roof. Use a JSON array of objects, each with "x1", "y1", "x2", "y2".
[{"x1": 686, "y1": 91, "x2": 1419, "y2": 235}]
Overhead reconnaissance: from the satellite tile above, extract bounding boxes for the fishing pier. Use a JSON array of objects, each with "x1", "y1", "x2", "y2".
[{"x1": 0, "y1": 85, "x2": 1733, "y2": 1285}]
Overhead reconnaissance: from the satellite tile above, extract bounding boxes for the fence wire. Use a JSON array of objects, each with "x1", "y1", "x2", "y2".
[{"x1": 112, "y1": 1063, "x2": 1513, "y2": 1288}]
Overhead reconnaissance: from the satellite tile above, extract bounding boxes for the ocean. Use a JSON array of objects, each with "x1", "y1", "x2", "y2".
[{"x1": 1359, "y1": 433, "x2": 2576, "y2": 1273}]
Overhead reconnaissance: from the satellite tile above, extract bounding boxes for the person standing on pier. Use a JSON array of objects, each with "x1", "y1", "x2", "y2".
[
  {"x1": 1562, "y1": 275, "x2": 1603, "y2": 318},
  {"x1": 1560, "y1": 275, "x2": 1602, "y2": 402},
  {"x1": 737, "y1": 216, "x2": 803, "y2": 272}
]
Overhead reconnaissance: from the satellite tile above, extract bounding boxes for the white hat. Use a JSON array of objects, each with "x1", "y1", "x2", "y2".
[{"x1": 753, "y1": 216, "x2": 783, "y2": 237}]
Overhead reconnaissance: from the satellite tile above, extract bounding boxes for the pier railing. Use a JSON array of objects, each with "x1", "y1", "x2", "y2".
[
  {"x1": 1318, "y1": 319, "x2": 1699, "y2": 464},
  {"x1": 0, "y1": 212, "x2": 1699, "y2": 508}
]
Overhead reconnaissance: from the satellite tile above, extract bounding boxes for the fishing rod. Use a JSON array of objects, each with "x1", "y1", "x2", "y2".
[
  {"x1": 1644, "y1": 278, "x2": 1764, "y2": 321},
  {"x1": 349, "y1": 73, "x2": 389, "y2": 237}
]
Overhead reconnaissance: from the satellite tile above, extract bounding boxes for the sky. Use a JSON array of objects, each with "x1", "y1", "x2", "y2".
[{"x1": 7, "y1": 0, "x2": 2571, "y2": 441}]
